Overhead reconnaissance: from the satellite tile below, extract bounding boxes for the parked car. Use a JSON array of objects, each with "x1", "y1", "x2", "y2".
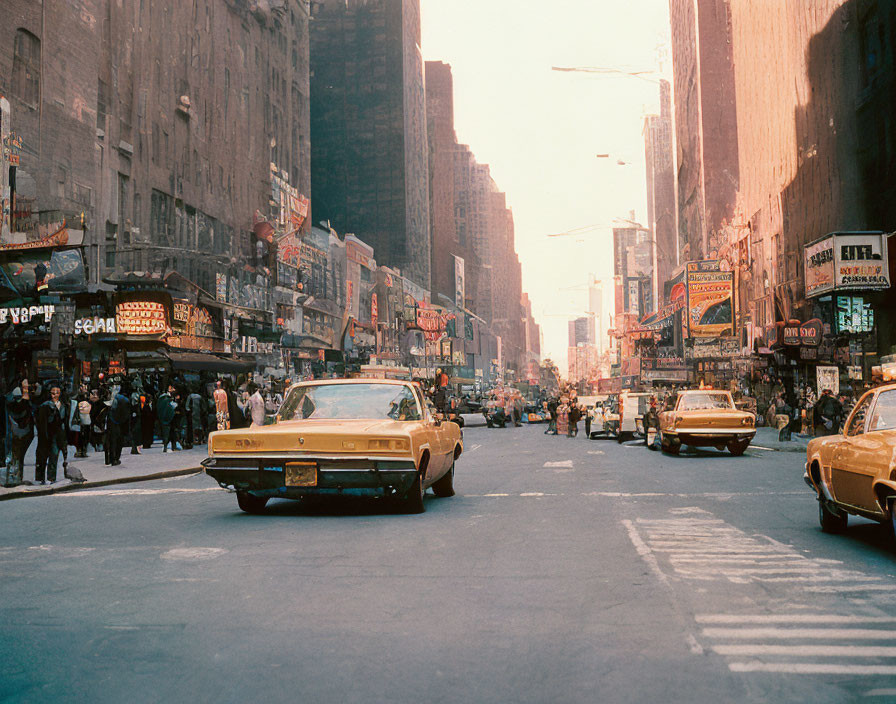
[
  {"x1": 617, "y1": 391, "x2": 654, "y2": 443},
  {"x1": 658, "y1": 389, "x2": 755, "y2": 455},
  {"x1": 804, "y1": 383, "x2": 896, "y2": 536},
  {"x1": 202, "y1": 379, "x2": 462, "y2": 514}
]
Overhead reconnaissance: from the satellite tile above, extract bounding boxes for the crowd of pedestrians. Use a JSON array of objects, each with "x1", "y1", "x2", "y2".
[{"x1": 0, "y1": 374, "x2": 285, "y2": 488}]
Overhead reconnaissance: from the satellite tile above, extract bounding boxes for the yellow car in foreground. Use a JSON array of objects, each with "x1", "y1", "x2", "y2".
[
  {"x1": 805, "y1": 383, "x2": 896, "y2": 536},
  {"x1": 202, "y1": 379, "x2": 463, "y2": 514},
  {"x1": 658, "y1": 389, "x2": 755, "y2": 455}
]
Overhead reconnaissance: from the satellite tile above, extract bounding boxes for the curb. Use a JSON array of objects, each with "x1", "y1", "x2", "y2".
[{"x1": 0, "y1": 467, "x2": 204, "y2": 501}]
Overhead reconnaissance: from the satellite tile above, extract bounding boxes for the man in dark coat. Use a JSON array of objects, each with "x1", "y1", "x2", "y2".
[
  {"x1": 157, "y1": 385, "x2": 176, "y2": 452},
  {"x1": 5, "y1": 384, "x2": 34, "y2": 487},
  {"x1": 35, "y1": 383, "x2": 68, "y2": 483},
  {"x1": 108, "y1": 382, "x2": 131, "y2": 466}
]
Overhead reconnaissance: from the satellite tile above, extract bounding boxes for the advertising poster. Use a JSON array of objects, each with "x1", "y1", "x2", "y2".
[
  {"x1": 686, "y1": 263, "x2": 734, "y2": 337},
  {"x1": 816, "y1": 366, "x2": 840, "y2": 398},
  {"x1": 454, "y1": 255, "x2": 465, "y2": 309}
]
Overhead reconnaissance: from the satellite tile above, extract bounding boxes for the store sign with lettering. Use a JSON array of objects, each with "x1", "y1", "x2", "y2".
[
  {"x1": 799, "y1": 318, "x2": 822, "y2": 346},
  {"x1": 74, "y1": 317, "x2": 117, "y2": 335},
  {"x1": 804, "y1": 233, "x2": 890, "y2": 297},
  {"x1": 783, "y1": 320, "x2": 801, "y2": 346},
  {"x1": 0, "y1": 304, "x2": 55, "y2": 324},
  {"x1": 116, "y1": 301, "x2": 167, "y2": 335}
]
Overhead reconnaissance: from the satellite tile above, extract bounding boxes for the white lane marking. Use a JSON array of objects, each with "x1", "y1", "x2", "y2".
[
  {"x1": 481, "y1": 493, "x2": 510, "y2": 497},
  {"x1": 698, "y1": 614, "x2": 896, "y2": 625},
  {"x1": 702, "y1": 627, "x2": 896, "y2": 640},
  {"x1": 865, "y1": 689, "x2": 896, "y2": 697},
  {"x1": 729, "y1": 662, "x2": 896, "y2": 675},
  {"x1": 587, "y1": 450, "x2": 605, "y2": 455},
  {"x1": 714, "y1": 644, "x2": 896, "y2": 657},
  {"x1": 520, "y1": 492, "x2": 559, "y2": 497},
  {"x1": 750, "y1": 445, "x2": 777, "y2": 451},
  {"x1": 543, "y1": 460, "x2": 573, "y2": 468},
  {"x1": 806, "y1": 585, "x2": 896, "y2": 593},
  {"x1": 622, "y1": 518, "x2": 703, "y2": 655},
  {"x1": 468, "y1": 444, "x2": 482, "y2": 452},
  {"x1": 160, "y1": 547, "x2": 227, "y2": 560}
]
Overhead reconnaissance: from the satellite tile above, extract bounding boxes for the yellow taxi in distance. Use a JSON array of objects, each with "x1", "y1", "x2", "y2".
[
  {"x1": 658, "y1": 389, "x2": 755, "y2": 455},
  {"x1": 202, "y1": 378, "x2": 462, "y2": 514},
  {"x1": 805, "y1": 383, "x2": 896, "y2": 536}
]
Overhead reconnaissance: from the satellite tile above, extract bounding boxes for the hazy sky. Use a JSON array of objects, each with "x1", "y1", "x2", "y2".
[{"x1": 421, "y1": 0, "x2": 671, "y2": 374}]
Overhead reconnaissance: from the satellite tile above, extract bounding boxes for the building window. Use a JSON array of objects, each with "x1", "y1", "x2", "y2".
[{"x1": 12, "y1": 29, "x2": 40, "y2": 107}]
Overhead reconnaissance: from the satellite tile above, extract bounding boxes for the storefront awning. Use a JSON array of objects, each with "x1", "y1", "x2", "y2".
[{"x1": 164, "y1": 351, "x2": 255, "y2": 373}]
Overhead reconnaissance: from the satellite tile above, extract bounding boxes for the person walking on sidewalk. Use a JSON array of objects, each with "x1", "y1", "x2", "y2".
[
  {"x1": 108, "y1": 382, "x2": 131, "y2": 466},
  {"x1": 246, "y1": 382, "x2": 266, "y2": 428},
  {"x1": 74, "y1": 389, "x2": 92, "y2": 458},
  {"x1": 140, "y1": 391, "x2": 155, "y2": 449},
  {"x1": 213, "y1": 380, "x2": 230, "y2": 431},
  {"x1": 129, "y1": 386, "x2": 142, "y2": 455},
  {"x1": 5, "y1": 383, "x2": 34, "y2": 487},
  {"x1": 35, "y1": 384, "x2": 68, "y2": 484},
  {"x1": 157, "y1": 385, "x2": 176, "y2": 452},
  {"x1": 187, "y1": 385, "x2": 206, "y2": 444}
]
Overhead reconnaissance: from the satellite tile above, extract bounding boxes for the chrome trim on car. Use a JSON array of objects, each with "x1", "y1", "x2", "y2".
[
  {"x1": 203, "y1": 453, "x2": 413, "y2": 466},
  {"x1": 666, "y1": 428, "x2": 755, "y2": 435}
]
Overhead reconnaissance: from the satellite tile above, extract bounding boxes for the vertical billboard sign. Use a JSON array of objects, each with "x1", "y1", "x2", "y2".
[
  {"x1": 454, "y1": 255, "x2": 465, "y2": 309},
  {"x1": 686, "y1": 261, "x2": 734, "y2": 337},
  {"x1": 804, "y1": 236, "x2": 835, "y2": 297}
]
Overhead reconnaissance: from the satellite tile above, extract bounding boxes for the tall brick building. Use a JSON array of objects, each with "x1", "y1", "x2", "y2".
[
  {"x1": 309, "y1": 0, "x2": 431, "y2": 290},
  {"x1": 643, "y1": 79, "x2": 677, "y2": 305},
  {"x1": 0, "y1": 0, "x2": 310, "y2": 291},
  {"x1": 668, "y1": 0, "x2": 739, "y2": 261},
  {"x1": 425, "y1": 60, "x2": 479, "y2": 311}
]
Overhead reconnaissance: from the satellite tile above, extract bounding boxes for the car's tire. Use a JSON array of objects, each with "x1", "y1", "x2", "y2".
[
  {"x1": 237, "y1": 491, "x2": 268, "y2": 514},
  {"x1": 888, "y1": 498, "x2": 896, "y2": 542},
  {"x1": 660, "y1": 432, "x2": 680, "y2": 455},
  {"x1": 400, "y1": 471, "x2": 426, "y2": 514},
  {"x1": 432, "y1": 460, "x2": 455, "y2": 498},
  {"x1": 819, "y1": 499, "x2": 848, "y2": 533},
  {"x1": 728, "y1": 439, "x2": 751, "y2": 456}
]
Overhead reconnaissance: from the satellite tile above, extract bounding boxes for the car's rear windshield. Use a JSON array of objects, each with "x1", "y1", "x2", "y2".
[
  {"x1": 279, "y1": 383, "x2": 421, "y2": 421},
  {"x1": 677, "y1": 393, "x2": 733, "y2": 411}
]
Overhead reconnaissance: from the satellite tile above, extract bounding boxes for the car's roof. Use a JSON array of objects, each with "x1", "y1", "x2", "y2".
[
  {"x1": 287, "y1": 378, "x2": 414, "y2": 391},
  {"x1": 679, "y1": 389, "x2": 731, "y2": 394}
]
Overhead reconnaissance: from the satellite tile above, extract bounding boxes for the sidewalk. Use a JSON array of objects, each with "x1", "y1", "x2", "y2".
[
  {"x1": 750, "y1": 427, "x2": 811, "y2": 453},
  {"x1": 0, "y1": 442, "x2": 207, "y2": 501}
]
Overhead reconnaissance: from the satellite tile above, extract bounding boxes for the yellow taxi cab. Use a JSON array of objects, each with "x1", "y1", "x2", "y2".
[
  {"x1": 805, "y1": 383, "x2": 896, "y2": 536},
  {"x1": 202, "y1": 378, "x2": 462, "y2": 514},
  {"x1": 658, "y1": 389, "x2": 755, "y2": 455}
]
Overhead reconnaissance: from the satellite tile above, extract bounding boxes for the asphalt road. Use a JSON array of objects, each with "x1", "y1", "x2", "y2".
[{"x1": 2, "y1": 423, "x2": 896, "y2": 703}]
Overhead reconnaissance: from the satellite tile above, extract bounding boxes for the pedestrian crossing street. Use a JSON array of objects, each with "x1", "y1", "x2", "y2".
[{"x1": 627, "y1": 511, "x2": 896, "y2": 682}]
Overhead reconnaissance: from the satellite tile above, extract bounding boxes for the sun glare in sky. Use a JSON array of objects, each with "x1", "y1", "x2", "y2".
[{"x1": 421, "y1": 0, "x2": 671, "y2": 373}]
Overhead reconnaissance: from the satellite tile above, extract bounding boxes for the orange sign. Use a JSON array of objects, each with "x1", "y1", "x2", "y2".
[{"x1": 116, "y1": 301, "x2": 167, "y2": 335}]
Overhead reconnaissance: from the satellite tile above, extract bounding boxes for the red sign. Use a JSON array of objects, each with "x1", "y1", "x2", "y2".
[
  {"x1": 800, "y1": 318, "x2": 822, "y2": 347},
  {"x1": 371, "y1": 293, "x2": 378, "y2": 325},
  {"x1": 783, "y1": 319, "x2": 801, "y2": 346}
]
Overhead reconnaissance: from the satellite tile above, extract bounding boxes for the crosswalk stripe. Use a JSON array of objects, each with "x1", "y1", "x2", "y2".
[
  {"x1": 702, "y1": 627, "x2": 896, "y2": 640},
  {"x1": 714, "y1": 644, "x2": 896, "y2": 657},
  {"x1": 697, "y1": 614, "x2": 896, "y2": 624},
  {"x1": 728, "y1": 662, "x2": 896, "y2": 675}
]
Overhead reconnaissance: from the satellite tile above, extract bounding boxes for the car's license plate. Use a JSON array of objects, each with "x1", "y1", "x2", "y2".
[{"x1": 285, "y1": 462, "x2": 317, "y2": 487}]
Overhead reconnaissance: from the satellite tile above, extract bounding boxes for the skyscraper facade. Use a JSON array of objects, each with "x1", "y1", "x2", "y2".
[{"x1": 310, "y1": 0, "x2": 432, "y2": 289}]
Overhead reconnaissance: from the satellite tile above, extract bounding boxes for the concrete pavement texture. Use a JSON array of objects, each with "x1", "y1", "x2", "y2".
[{"x1": 1, "y1": 423, "x2": 894, "y2": 703}]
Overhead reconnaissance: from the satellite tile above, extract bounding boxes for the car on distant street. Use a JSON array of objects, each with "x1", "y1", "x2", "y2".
[
  {"x1": 202, "y1": 378, "x2": 462, "y2": 514},
  {"x1": 658, "y1": 389, "x2": 755, "y2": 455},
  {"x1": 804, "y1": 383, "x2": 896, "y2": 536}
]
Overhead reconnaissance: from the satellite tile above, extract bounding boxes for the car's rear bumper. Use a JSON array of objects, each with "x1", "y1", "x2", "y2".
[
  {"x1": 202, "y1": 456, "x2": 418, "y2": 497},
  {"x1": 663, "y1": 429, "x2": 755, "y2": 445}
]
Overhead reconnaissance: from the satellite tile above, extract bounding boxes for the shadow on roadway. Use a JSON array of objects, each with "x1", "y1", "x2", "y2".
[
  {"x1": 223, "y1": 494, "x2": 454, "y2": 519},
  {"x1": 820, "y1": 518, "x2": 896, "y2": 559}
]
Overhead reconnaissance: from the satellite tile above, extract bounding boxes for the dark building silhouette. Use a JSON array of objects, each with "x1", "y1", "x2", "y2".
[{"x1": 309, "y1": 0, "x2": 431, "y2": 289}]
